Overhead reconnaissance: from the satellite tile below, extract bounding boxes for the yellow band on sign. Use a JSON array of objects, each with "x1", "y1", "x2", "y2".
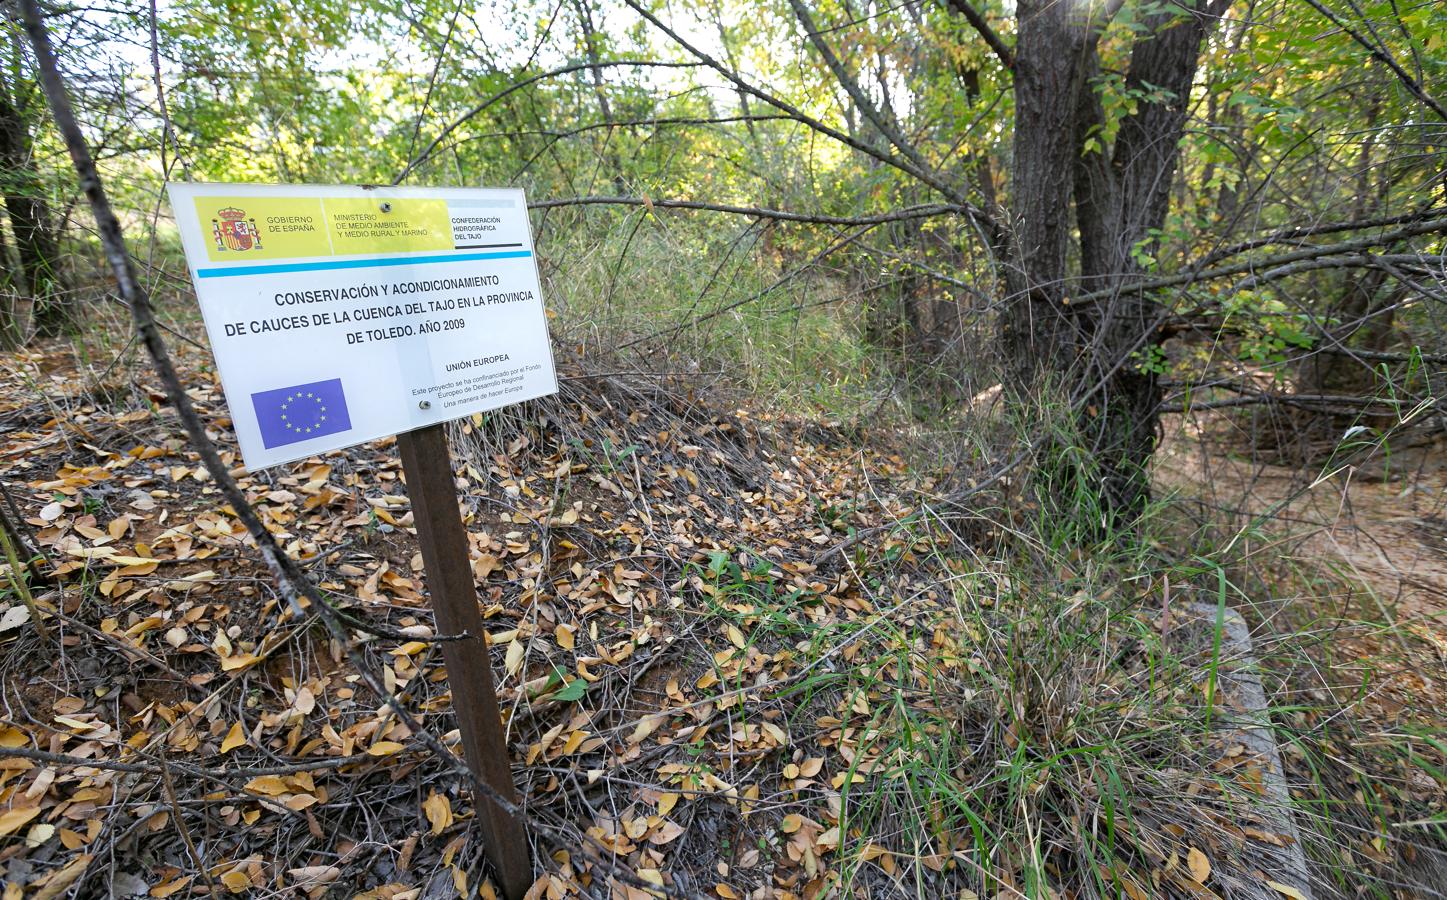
[
  {"x1": 323, "y1": 198, "x2": 453, "y2": 256},
  {"x1": 195, "y1": 196, "x2": 453, "y2": 263},
  {"x1": 196, "y1": 196, "x2": 330, "y2": 262}
]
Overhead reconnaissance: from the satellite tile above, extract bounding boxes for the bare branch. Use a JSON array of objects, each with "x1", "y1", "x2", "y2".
[
  {"x1": 619, "y1": 223, "x2": 882, "y2": 350},
  {"x1": 393, "y1": 60, "x2": 704, "y2": 183},
  {"x1": 941, "y1": 0, "x2": 1014, "y2": 70},
  {"x1": 1299, "y1": 0, "x2": 1447, "y2": 121},
  {"x1": 527, "y1": 195, "x2": 970, "y2": 226},
  {"x1": 1201, "y1": 206, "x2": 1447, "y2": 265},
  {"x1": 1158, "y1": 391, "x2": 1416, "y2": 415},
  {"x1": 618, "y1": 0, "x2": 1000, "y2": 238},
  {"x1": 1073, "y1": 215, "x2": 1447, "y2": 305},
  {"x1": 786, "y1": 0, "x2": 938, "y2": 179}
]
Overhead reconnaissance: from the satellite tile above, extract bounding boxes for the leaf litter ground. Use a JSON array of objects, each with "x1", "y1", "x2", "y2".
[{"x1": 1, "y1": 338, "x2": 1443, "y2": 899}]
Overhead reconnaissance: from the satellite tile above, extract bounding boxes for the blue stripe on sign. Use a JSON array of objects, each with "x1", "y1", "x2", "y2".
[{"x1": 195, "y1": 249, "x2": 533, "y2": 279}]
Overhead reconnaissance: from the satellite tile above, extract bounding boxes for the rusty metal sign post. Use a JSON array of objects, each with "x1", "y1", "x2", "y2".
[{"x1": 398, "y1": 425, "x2": 532, "y2": 900}]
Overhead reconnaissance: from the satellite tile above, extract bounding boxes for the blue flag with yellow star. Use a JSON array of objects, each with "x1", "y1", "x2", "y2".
[{"x1": 251, "y1": 379, "x2": 352, "y2": 449}]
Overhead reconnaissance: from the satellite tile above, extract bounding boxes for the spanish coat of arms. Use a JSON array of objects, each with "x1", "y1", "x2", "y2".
[{"x1": 211, "y1": 207, "x2": 263, "y2": 252}]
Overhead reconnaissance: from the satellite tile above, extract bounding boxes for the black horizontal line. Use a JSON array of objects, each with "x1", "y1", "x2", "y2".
[{"x1": 453, "y1": 242, "x2": 524, "y2": 249}]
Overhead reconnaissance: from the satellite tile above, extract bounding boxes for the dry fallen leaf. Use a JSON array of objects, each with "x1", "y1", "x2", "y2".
[
  {"x1": 32, "y1": 853, "x2": 92, "y2": 900},
  {"x1": 287, "y1": 865, "x2": 341, "y2": 887},
  {"x1": 0, "y1": 806, "x2": 42, "y2": 837},
  {"x1": 243, "y1": 775, "x2": 290, "y2": 796},
  {"x1": 504, "y1": 639, "x2": 525, "y2": 676},
  {"x1": 630, "y1": 713, "x2": 665, "y2": 744},
  {"x1": 423, "y1": 790, "x2": 453, "y2": 836},
  {"x1": 1265, "y1": 881, "x2": 1308, "y2": 900},
  {"x1": 149, "y1": 875, "x2": 193, "y2": 898},
  {"x1": 220, "y1": 721, "x2": 247, "y2": 754},
  {"x1": 220, "y1": 870, "x2": 251, "y2": 893},
  {"x1": 0, "y1": 605, "x2": 31, "y2": 633},
  {"x1": 1187, "y1": 847, "x2": 1210, "y2": 883}
]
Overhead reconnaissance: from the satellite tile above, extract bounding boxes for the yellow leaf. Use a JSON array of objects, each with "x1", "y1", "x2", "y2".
[
  {"x1": 286, "y1": 865, "x2": 340, "y2": 887},
  {"x1": 630, "y1": 714, "x2": 665, "y2": 745},
  {"x1": 780, "y1": 814, "x2": 803, "y2": 834},
  {"x1": 715, "y1": 885, "x2": 739, "y2": 899},
  {"x1": 32, "y1": 854, "x2": 92, "y2": 900},
  {"x1": 1187, "y1": 847, "x2": 1211, "y2": 883},
  {"x1": 149, "y1": 875, "x2": 193, "y2": 898},
  {"x1": 555, "y1": 624, "x2": 576, "y2": 651},
  {"x1": 221, "y1": 870, "x2": 252, "y2": 893},
  {"x1": 424, "y1": 791, "x2": 453, "y2": 836},
  {"x1": 368, "y1": 741, "x2": 406, "y2": 757},
  {"x1": 561, "y1": 730, "x2": 590, "y2": 755},
  {"x1": 244, "y1": 775, "x2": 291, "y2": 796},
  {"x1": 0, "y1": 726, "x2": 27, "y2": 748},
  {"x1": 657, "y1": 792, "x2": 678, "y2": 816},
  {"x1": 0, "y1": 806, "x2": 41, "y2": 836},
  {"x1": 726, "y1": 624, "x2": 746, "y2": 649},
  {"x1": 26, "y1": 822, "x2": 55, "y2": 848},
  {"x1": 106, "y1": 555, "x2": 157, "y2": 566},
  {"x1": 504, "y1": 640, "x2": 525, "y2": 677},
  {"x1": 219, "y1": 652, "x2": 260, "y2": 672},
  {"x1": 1266, "y1": 882, "x2": 1308, "y2": 900},
  {"x1": 220, "y1": 722, "x2": 247, "y2": 754}
]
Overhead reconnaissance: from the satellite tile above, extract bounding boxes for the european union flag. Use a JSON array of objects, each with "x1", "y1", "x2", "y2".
[{"x1": 251, "y1": 379, "x2": 352, "y2": 450}]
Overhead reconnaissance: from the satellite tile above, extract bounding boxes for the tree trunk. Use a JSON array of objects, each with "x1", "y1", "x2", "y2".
[
  {"x1": 1003, "y1": 0, "x2": 1091, "y2": 383},
  {"x1": 1078, "y1": 0, "x2": 1225, "y2": 519},
  {"x1": 0, "y1": 85, "x2": 66, "y2": 337},
  {"x1": 1007, "y1": 0, "x2": 1229, "y2": 526}
]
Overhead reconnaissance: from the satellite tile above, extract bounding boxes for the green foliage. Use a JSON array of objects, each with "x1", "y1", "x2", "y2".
[{"x1": 1220, "y1": 290, "x2": 1317, "y2": 370}]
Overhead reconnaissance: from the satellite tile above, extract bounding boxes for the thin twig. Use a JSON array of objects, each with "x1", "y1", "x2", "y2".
[{"x1": 0, "y1": 516, "x2": 50, "y2": 643}]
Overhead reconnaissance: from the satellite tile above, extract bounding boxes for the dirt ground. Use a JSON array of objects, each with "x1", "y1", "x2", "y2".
[
  {"x1": 1157, "y1": 419, "x2": 1447, "y2": 898},
  {"x1": 1157, "y1": 420, "x2": 1447, "y2": 635}
]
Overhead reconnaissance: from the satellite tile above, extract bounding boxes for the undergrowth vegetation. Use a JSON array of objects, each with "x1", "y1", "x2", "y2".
[{"x1": 0, "y1": 229, "x2": 1441, "y2": 897}]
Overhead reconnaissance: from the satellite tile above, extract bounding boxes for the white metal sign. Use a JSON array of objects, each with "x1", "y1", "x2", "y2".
[{"x1": 167, "y1": 183, "x2": 557, "y2": 470}]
